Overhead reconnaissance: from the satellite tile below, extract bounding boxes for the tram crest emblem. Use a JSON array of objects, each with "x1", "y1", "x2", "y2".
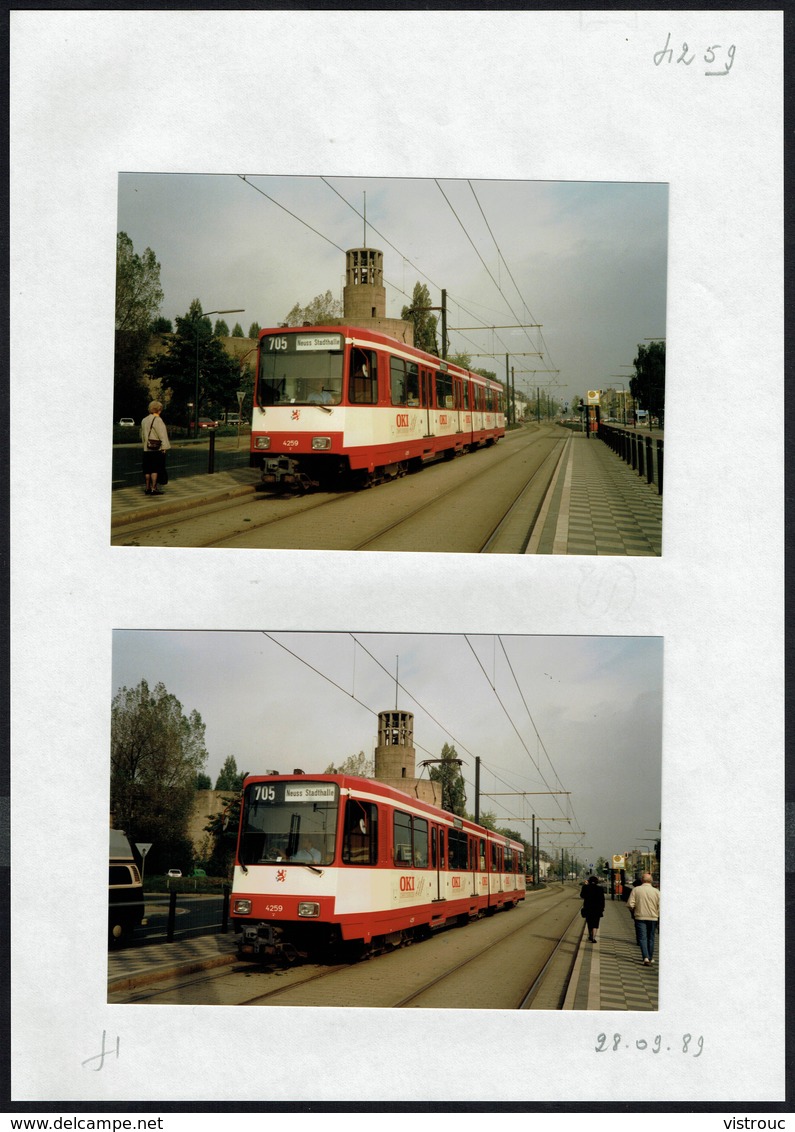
[
  {"x1": 291, "y1": 409, "x2": 301, "y2": 420},
  {"x1": 276, "y1": 869, "x2": 287, "y2": 883}
]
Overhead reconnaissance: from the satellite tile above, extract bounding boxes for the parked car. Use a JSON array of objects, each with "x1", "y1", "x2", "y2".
[
  {"x1": 167, "y1": 868, "x2": 182, "y2": 878},
  {"x1": 118, "y1": 417, "x2": 136, "y2": 428},
  {"x1": 189, "y1": 418, "x2": 218, "y2": 430}
]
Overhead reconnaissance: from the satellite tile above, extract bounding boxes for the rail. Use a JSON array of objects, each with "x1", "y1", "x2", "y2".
[
  {"x1": 597, "y1": 423, "x2": 664, "y2": 495},
  {"x1": 109, "y1": 886, "x2": 230, "y2": 950}
]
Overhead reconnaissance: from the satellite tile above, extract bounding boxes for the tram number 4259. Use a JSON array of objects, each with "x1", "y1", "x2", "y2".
[{"x1": 596, "y1": 1033, "x2": 704, "y2": 1056}]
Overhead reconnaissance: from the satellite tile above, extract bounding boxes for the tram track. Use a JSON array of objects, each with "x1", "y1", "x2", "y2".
[
  {"x1": 111, "y1": 425, "x2": 568, "y2": 552},
  {"x1": 111, "y1": 887, "x2": 582, "y2": 1008},
  {"x1": 348, "y1": 432, "x2": 567, "y2": 553}
]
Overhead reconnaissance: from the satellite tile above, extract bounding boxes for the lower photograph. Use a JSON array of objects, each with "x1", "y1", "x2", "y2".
[{"x1": 108, "y1": 630, "x2": 662, "y2": 1010}]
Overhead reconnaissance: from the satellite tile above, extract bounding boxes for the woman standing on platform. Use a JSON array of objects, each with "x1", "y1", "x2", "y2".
[
  {"x1": 580, "y1": 875, "x2": 605, "y2": 943},
  {"x1": 140, "y1": 400, "x2": 171, "y2": 495}
]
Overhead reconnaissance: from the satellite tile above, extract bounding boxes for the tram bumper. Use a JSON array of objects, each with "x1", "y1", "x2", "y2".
[{"x1": 256, "y1": 456, "x2": 319, "y2": 494}]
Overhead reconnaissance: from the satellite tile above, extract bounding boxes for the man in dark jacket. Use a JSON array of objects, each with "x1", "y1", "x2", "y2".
[{"x1": 580, "y1": 875, "x2": 605, "y2": 942}]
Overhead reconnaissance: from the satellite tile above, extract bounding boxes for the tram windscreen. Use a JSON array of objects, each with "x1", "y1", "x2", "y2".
[
  {"x1": 258, "y1": 333, "x2": 344, "y2": 406},
  {"x1": 239, "y1": 780, "x2": 339, "y2": 866}
]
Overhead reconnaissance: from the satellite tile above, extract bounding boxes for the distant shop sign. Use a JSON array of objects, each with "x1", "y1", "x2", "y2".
[{"x1": 612, "y1": 854, "x2": 626, "y2": 868}]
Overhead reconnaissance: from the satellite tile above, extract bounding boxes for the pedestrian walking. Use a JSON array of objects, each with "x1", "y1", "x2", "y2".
[
  {"x1": 141, "y1": 401, "x2": 171, "y2": 495},
  {"x1": 627, "y1": 871, "x2": 660, "y2": 965},
  {"x1": 579, "y1": 875, "x2": 605, "y2": 943}
]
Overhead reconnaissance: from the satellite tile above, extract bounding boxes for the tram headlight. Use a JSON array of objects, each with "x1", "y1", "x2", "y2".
[
  {"x1": 254, "y1": 436, "x2": 271, "y2": 450},
  {"x1": 311, "y1": 437, "x2": 331, "y2": 450},
  {"x1": 233, "y1": 899, "x2": 252, "y2": 915},
  {"x1": 297, "y1": 902, "x2": 320, "y2": 917}
]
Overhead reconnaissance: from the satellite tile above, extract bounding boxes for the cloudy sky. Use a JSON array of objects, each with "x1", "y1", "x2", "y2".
[
  {"x1": 112, "y1": 630, "x2": 662, "y2": 867},
  {"x1": 116, "y1": 173, "x2": 668, "y2": 408}
]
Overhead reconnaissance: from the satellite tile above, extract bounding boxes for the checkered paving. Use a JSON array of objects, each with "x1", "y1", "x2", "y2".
[
  {"x1": 566, "y1": 897, "x2": 659, "y2": 1011},
  {"x1": 532, "y1": 433, "x2": 663, "y2": 556},
  {"x1": 108, "y1": 933, "x2": 238, "y2": 992}
]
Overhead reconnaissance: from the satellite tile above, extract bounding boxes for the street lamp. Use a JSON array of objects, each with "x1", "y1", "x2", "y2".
[{"x1": 193, "y1": 308, "x2": 244, "y2": 438}]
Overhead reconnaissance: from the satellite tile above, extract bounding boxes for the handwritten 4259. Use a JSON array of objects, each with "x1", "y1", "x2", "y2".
[{"x1": 654, "y1": 34, "x2": 736, "y2": 75}]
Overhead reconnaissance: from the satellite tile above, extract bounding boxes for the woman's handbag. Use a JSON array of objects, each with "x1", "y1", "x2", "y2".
[
  {"x1": 580, "y1": 907, "x2": 586, "y2": 918},
  {"x1": 147, "y1": 418, "x2": 162, "y2": 450}
]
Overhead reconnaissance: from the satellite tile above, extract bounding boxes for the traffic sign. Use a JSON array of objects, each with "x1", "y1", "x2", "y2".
[{"x1": 136, "y1": 843, "x2": 152, "y2": 858}]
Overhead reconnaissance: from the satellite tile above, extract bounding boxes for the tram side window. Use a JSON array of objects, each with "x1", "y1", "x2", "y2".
[
  {"x1": 342, "y1": 799, "x2": 379, "y2": 865},
  {"x1": 390, "y1": 357, "x2": 407, "y2": 406},
  {"x1": 448, "y1": 828, "x2": 468, "y2": 870},
  {"x1": 394, "y1": 810, "x2": 413, "y2": 864},
  {"x1": 393, "y1": 810, "x2": 428, "y2": 867},
  {"x1": 436, "y1": 371, "x2": 453, "y2": 409},
  {"x1": 490, "y1": 842, "x2": 499, "y2": 872},
  {"x1": 349, "y1": 348, "x2": 378, "y2": 404},
  {"x1": 406, "y1": 362, "x2": 419, "y2": 405},
  {"x1": 413, "y1": 817, "x2": 428, "y2": 868},
  {"x1": 479, "y1": 838, "x2": 486, "y2": 871}
]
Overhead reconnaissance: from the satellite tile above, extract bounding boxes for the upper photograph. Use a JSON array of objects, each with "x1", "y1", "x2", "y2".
[{"x1": 112, "y1": 175, "x2": 667, "y2": 553}]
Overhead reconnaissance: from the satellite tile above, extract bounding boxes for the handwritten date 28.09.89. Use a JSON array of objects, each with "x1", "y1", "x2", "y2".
[{"x1": 596, "y1": 1033, "x2": 704, "y2": 1055}]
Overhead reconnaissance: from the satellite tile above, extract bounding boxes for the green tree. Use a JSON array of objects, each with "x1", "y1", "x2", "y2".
[
  {"x1": 196, "y1": 772, "x2": 212, "y2": 790},
  {"x1": 147, "y1": 299, "x2": 240, "y2": 425},
  {"x1": 401, "y1": 282, "x2": 438, "y2": 355},
  {"x1": 630, "y1": 340, "x2": 665, "y2": 426},
  {"x1": 231, "y1": 323, "x2": 244, "y2": 337},
  {"x1": 324, "y1": 750, "x2": 374, "y2": 777},
  {"x1": 214, "y1": 319, "x2": 229, "y2": 337},
  {"x1": 110, "y1": 679, "x2": 208, "y2": 874},
  {"x1": 248, "y1": 322, "x2": 261, "y2": 339},
  {"x1": 215, "y1": 755, "x2": 248, "y2": 791},
  {"x1": 203, "y1": 793, "x2": 242, "y2": 878},
  {"x1": 448, "y1": 351, "x2": 471, "y2": 369},
  {"x1": 114, "y1": 232, "x2": 164, "y2": 419},
  {"x1": 284, "y1": 290, "x2": 343, "y2": 326},
  {"x1": 151, "y1": 316, "x2": 173, "y2": 334},
  {"x1": 428, "y1": 743, "x2": 466, "y2": 815}
]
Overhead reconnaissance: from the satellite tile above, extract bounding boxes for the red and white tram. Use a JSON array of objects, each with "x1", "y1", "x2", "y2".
[
  {"x1": 230, "y1": 773, "x2": 526, "y2": 963},
  {"x1": 250, "y1": 325, "x2": 506, "y2": 491}
]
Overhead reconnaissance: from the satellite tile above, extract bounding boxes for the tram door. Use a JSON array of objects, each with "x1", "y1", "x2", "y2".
[
  {"x1": 453, "y1": 375, "x2": 464, "y2": 435},
  {"x1": 431, "y1": 825, "x2": 444, "y2": 902},
  {"x1": 421, "y1": 368, "x2": 434, "y2": 437}
]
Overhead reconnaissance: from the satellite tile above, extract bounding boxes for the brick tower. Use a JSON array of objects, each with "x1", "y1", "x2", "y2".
[
  {"x1": 374, "y1": 709, "x2": 439, "y2": 805},
  {"x1": 342, "y1": 248, "x2": 414, "y2": 344}
]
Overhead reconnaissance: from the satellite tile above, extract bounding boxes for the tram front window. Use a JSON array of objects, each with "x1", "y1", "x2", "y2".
[
  {"x1": 239, "y1": 781, "x2": 338, "y2": 866},
  {"x1": 258, "y1": 333, "x2": 344, "y2": 406}
]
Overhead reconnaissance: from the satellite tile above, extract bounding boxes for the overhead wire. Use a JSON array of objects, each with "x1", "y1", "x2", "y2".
[{"x1": 240, "y1": 172, "x2": 561, "y2": 381}]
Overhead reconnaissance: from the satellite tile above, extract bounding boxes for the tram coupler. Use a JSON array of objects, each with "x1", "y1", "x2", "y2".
[
  {"x1": 237, "y1": 922, "x2": 300, "y2": 964},
  {"x1": 256, "y1": 456, "x2": 319, "y2": 494}
]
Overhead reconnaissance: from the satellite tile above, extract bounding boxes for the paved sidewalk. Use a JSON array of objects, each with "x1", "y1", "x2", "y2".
[
  {"x1": 563, "y1": 895, "x2": 659, "y2": 1011},
  {"x1": 108, "y1": 932, "x2": 239, "y2": 995},
  {"x1": 110, "y1": 465, "x2": 259, "y2": 529},
  {"x1": 526, "y1": 432, "x2": 662, "y2": 556}
]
